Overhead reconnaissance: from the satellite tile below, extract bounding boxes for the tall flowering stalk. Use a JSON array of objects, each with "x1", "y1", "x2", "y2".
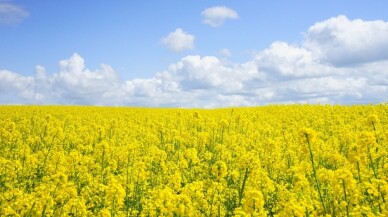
[{"x1": 300, "y1": 127, "x2": 327, "y2": 215}]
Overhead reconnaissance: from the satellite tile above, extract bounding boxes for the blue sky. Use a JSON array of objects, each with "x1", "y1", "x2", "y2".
[{"x1": 1, "y1": 0, "x2": 388, "y2": 107}]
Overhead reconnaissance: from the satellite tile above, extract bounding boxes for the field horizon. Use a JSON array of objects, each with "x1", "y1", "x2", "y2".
[{"x1": 1, "y1": 103, "x2": 387, "y2": 109}]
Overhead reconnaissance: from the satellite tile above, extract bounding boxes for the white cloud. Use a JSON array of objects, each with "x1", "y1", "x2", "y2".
[
  {"x1": 0, "y1": 1, "x2": 29, "y2": 25},
  {"x1": 255, "y1": 42, "x2": 316, "y2": 77},
  {"x1": 54, "y1": 53, "x2": 120, "y2": 104},
  {"x1": 0, "y1": 54, "x2": 121, "y2": 104},
  {"x1": 0, "y1": 70, "x2": 33, "y2": 97},
  {"x1": 161, "y1": 28, "x2": 195, "y2": 52},
  {"x1": 1, "y1": 16, "x2": 388, "y2": 107},
  {"x1": 202, "y1": 6, "x2": 238, "y2": 27},
  {"x1": 304, "y1": 15, "x2": 388, "y2": 66},
  {"x1": 166, "y1": 55, "x2": 261, "y2": 94}
]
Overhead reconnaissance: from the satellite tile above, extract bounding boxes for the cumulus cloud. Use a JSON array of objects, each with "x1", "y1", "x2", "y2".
[
  {"x1": 1, "y1": 16, "x2": 387, "y2": 107},
  {"x1": 0, "y1": 54, "x2": 120, "y2": 104},
  {"x1": 54, "y1": 54, "x2": 120, "y2": 104},
  {"x1": 0, "y1": 1, "x2": 29, "y2": 25},
  {"x1": 0, "y1": 70, "x2": 34, "y2": 101},
  {"x1": 304, "y1": 15, "x2": 388, "y2": 66},
  {"x1": 161, "y1": 28, "x2": 195, "y2": 52},
  {"x1": 202, "y1": 6, "x2": 238, "y2": 27}
]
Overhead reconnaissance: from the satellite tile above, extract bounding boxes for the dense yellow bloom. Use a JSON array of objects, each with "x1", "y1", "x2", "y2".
[
  {"x1": 367, "y1": 114, "x2": 379, "y2": 125},
  {"x1": 0, "y1": 105, "x2": 386, "y2": 216},
  {"x1": 242, "y1": 189, "x2": 265, "y2": 215},
  {"x1": 359, "y1": 130, "x2": 374, "y2": 143},
  {"x1": 298, "y1": 127, "x2": 316, "y2": 143}
]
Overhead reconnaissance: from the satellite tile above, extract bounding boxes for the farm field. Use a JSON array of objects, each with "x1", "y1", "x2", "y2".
[{"x1": 0, "y1": 105, "x2": 387, "y2": 216}]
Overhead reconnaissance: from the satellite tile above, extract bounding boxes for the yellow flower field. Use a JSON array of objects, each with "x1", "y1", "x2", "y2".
[{"x1": 0, "y1": 105, "x2": 387, "y2": 216}]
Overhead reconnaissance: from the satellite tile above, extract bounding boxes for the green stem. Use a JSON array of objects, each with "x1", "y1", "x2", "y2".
[
  {"x1": 367, "y1": 146, "x2": 378, "y2": 179},
  {"x1": 356, "y1": 161, "x2": 361, "y2": 183},
  {"x1": 371, "y1": 122, "x2": 378, "y2": 144},
  {"x1": 238, "y1": 168, "x2": 250, "y2": 206},
  {"x1": 306, "y1": 136, "x2": 327, "y2": 215},
  {"x1": 342, "y1": 179, "x2": 349, "y2": 217}
]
